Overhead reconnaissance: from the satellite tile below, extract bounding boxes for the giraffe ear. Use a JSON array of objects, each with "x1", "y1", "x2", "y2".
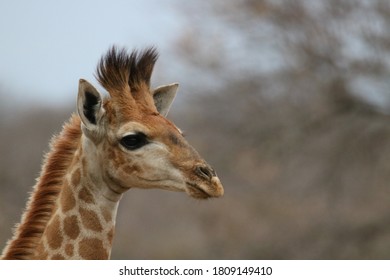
[
  {"x1": 77, "y1": 79, "x2": 104, "y2": 130},
  {"x1": 152, "y1": 83, "x2": 178, "y2": 117}
]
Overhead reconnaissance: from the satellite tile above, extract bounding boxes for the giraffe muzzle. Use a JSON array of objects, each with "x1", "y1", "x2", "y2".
[{"x1": 185, "y1": 164, "x2": 224, "y2": 199}]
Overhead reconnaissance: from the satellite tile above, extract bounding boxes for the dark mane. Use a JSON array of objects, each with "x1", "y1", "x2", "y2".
[
  {"x1": 1, "y1": 115, "x2": 81, "y2": 259},
  {"x1": 96, "y1": 46, "x2": 158, "y2": 92}
]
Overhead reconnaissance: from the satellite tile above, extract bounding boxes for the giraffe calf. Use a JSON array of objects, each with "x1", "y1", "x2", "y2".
[{"x1": 1, "y1": 47, "x2": 224, "y2": 260}]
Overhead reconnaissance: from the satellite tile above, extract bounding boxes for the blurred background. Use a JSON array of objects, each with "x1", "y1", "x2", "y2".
[{"x1": 1, "y1": 0, "x2": 390, "y2": 259}]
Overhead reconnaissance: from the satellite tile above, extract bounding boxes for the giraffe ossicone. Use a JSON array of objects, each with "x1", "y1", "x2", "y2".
[{"x1": 1, "y1": 47, "x2": 224, "y2": 260}]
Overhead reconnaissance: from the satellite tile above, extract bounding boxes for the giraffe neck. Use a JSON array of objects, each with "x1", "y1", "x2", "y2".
[{"x1": 35, "y1": 136, "x2": 122, "y2": 260}]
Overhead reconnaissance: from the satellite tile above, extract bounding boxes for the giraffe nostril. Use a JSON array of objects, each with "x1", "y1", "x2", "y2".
[{"x1": 195, "y1": 165, "x2": 216, "y2": 181}]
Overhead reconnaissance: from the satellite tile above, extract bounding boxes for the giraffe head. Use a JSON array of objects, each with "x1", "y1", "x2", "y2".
[{"x1": 76, "y1": 47, "x2": 224, "y2": 200}]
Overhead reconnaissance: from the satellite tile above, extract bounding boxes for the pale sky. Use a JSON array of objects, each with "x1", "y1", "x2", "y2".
[
  {"x1": 0, "y1": 0, "x2": 183, "y2": 106},
  {"x1": 1, "y1": 1, "x2": 387, "y2": 111}
]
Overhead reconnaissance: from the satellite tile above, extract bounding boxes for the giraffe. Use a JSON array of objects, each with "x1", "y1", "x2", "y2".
[{"x1": 1, "y1": 47, "x2": 224, "y2": 260}]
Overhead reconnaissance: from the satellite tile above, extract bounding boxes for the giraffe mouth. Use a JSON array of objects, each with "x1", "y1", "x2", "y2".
[{"x1": 185, "y1": 182, "x2": 212, "y2": 199}]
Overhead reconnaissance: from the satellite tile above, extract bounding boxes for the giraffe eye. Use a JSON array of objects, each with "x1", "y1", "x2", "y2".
[{"x1": 120, "y1": 133, "x2": 148, "y2": 150}]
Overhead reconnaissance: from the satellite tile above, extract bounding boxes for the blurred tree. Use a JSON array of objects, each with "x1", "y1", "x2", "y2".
[{"x1": 170, "y1": 0, "x2": 390, "y2": 259}]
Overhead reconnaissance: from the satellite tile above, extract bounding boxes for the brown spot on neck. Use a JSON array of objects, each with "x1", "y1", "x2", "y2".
[
  {"x1": 63, "y1": 215, "x2": 80, "y2": 240},
  {"x1": 60, "y1": 180, "x2": 76, "y2": 213},
  {"x1": 46, "y1": 215, "x2": 63, "y2": 250},
  {"x1": 79, "y1": 207, "x2": 103, "y2": 232},
  {"x1": 78, "y1": 238, "x2": 108, "y2": 259}
]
